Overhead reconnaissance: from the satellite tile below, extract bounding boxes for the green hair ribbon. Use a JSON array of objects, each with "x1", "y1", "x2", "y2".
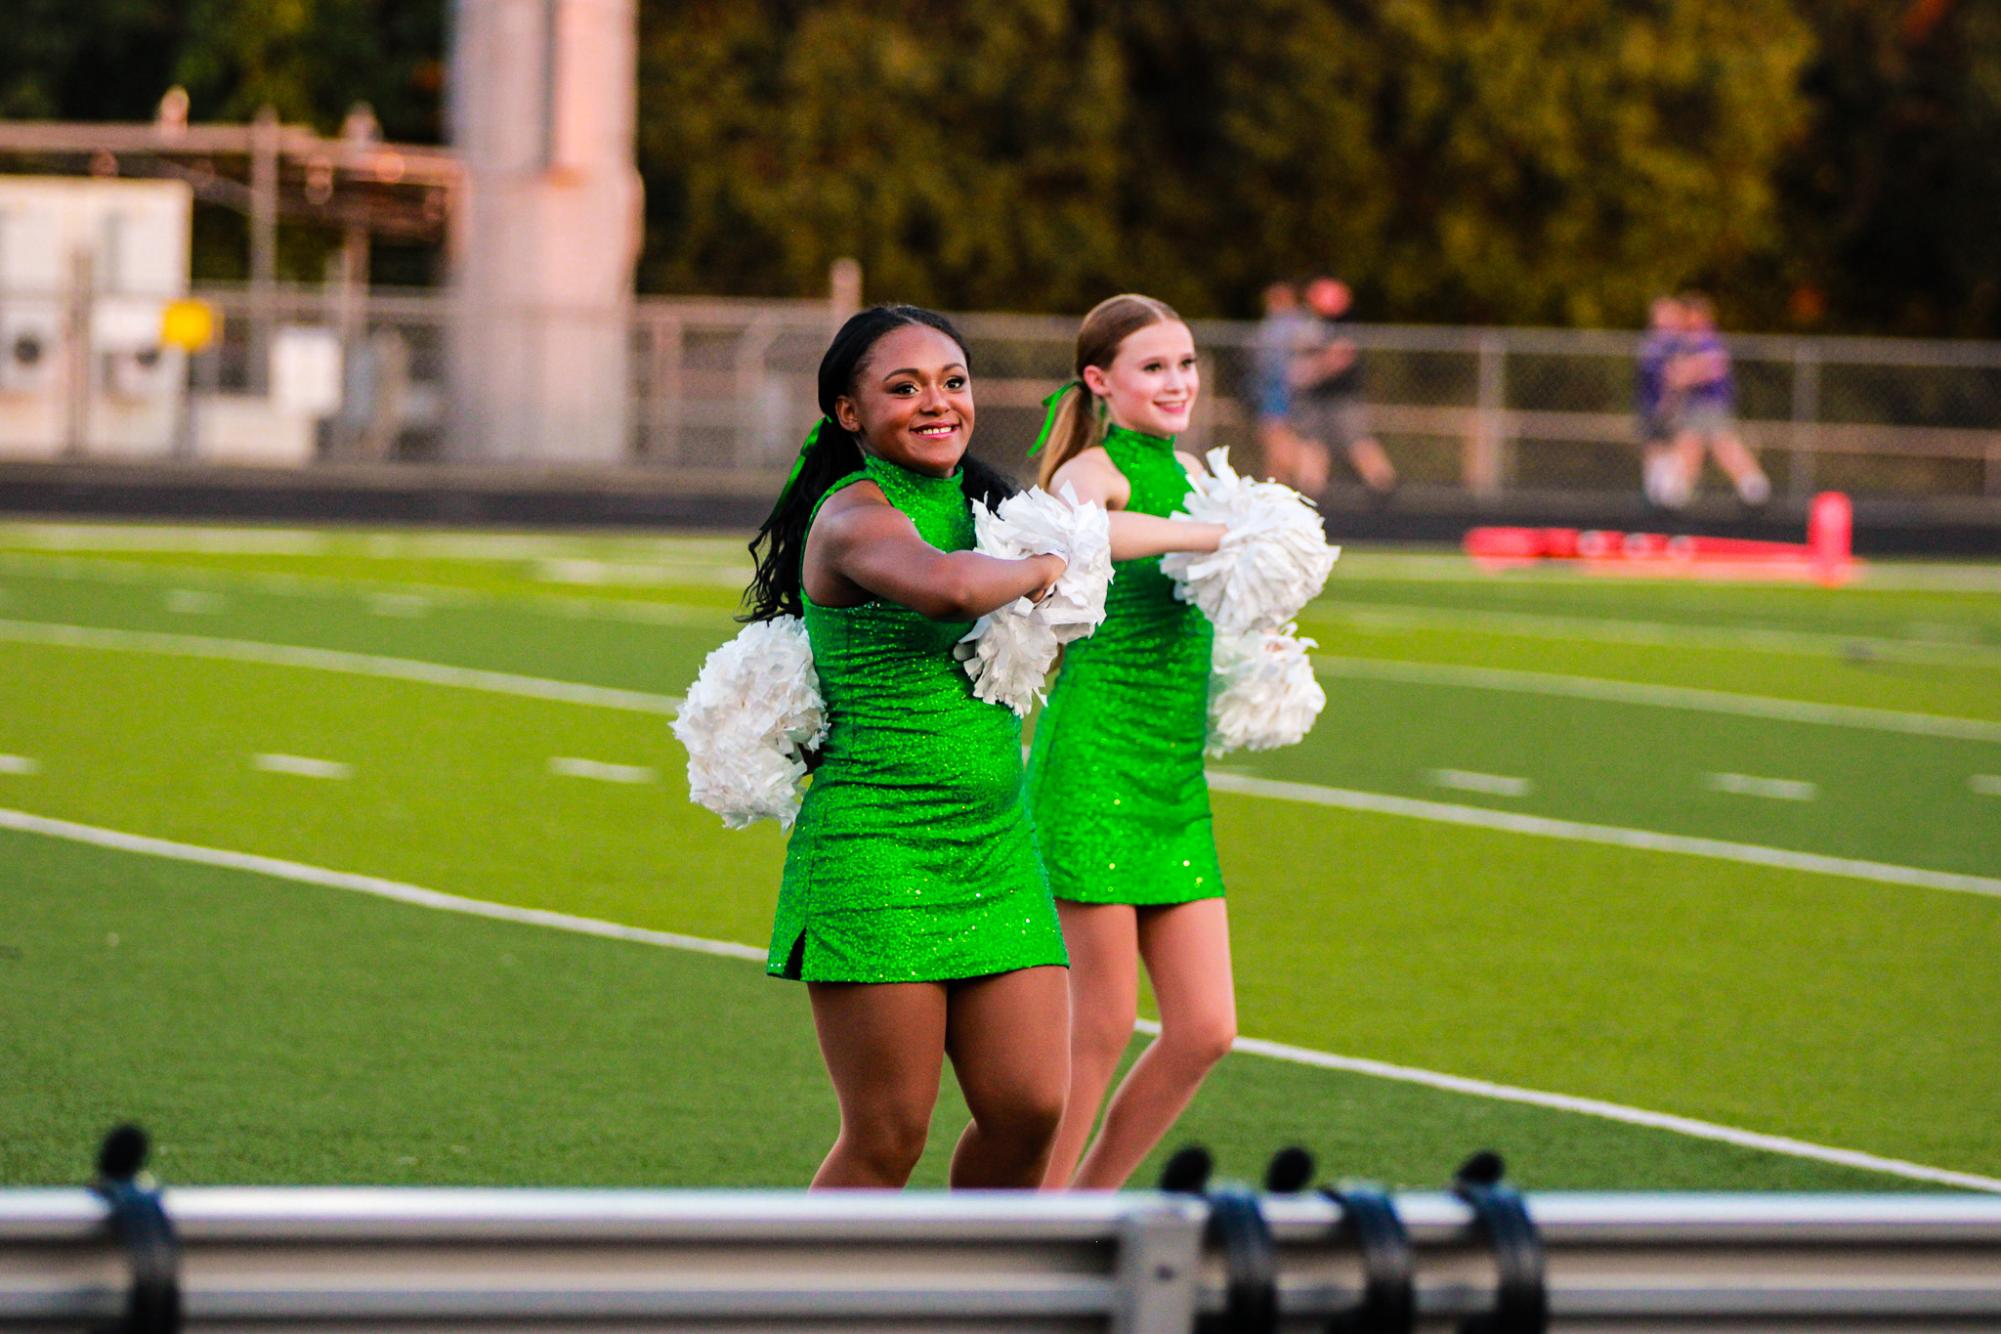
[
  {"x1": 1028, "y1": 379, "x2": 1085, "y2": 457},
  {"x1": 765, "y1": 417, "x2": 830, "y2": 526}
]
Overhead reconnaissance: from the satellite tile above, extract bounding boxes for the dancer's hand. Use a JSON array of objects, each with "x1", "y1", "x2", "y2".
[{"x1": 1027, "y1": 552, "x2": 1067, "y2": 604}]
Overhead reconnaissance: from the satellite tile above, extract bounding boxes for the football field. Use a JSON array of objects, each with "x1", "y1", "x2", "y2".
[{"x1": 2, "y1": 522, "x2": 1998, "y2": 1193}]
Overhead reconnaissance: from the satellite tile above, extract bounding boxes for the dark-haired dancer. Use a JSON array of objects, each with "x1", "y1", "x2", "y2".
[
  {"x1": 1025, "y1": 294, "x2": 1234, "y2": 1189},
  {"x1": 747, "y1": 306, "x2": 1071, "y2": 1189}
]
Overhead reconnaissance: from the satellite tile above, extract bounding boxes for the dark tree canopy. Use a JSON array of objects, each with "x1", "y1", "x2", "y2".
[{"x1": 4, "y1": 0, "x2": 1998, "y2": 335}]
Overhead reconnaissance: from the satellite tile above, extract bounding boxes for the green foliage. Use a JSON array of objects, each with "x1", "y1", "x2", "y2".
[
  {"x1": 635, "y1": 0, "x2": 1811, "y2": 323},
  {"x1": 1769, "y1": 0, "x2": 2001, "y2": 335},
  {"x1": 4, "y1": 2, "x2": 2000, "y2": 330}
]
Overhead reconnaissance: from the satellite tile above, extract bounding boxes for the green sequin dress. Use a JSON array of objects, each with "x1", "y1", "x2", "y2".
[
  {"x1": 1026, "y1": 426, "x2": 1223, "y2": 906},
  {"x1": 767, "y1": 455, "x2": 1070, "y2": 983}
]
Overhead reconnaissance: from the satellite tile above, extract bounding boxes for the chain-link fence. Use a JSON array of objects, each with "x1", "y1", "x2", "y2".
[{"x1": 7, "y1": 284, "x2": 2001, "y2": 500}]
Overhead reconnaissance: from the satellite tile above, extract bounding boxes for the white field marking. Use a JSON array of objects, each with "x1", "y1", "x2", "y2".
[
  {"x1": 1204, "y1": 771, "x2": 2001, "y2": 902},
  {"x1": 0, "y1": 552, "x2": 718, "y2": 627},
  {"x1": 1310, "y1": 601, "x2": 2001, "y2": 670},
  {"x1": 6, "y1": 613, "x2": 1992, "y2": 899},
  {"x1": 1126, "y1": 1018, "x2": 2001, "y2": 1195},
  {"x1": 1426, "y1": 768, "x2": 1534, "y2": 798},
  {"x1": 0, "y1": 755, "x2": 39, "y2": 775},
  {"x1": 1312, "y1": 654, "x2": 2001, "y2": 744},
  {"x1": 0, "y1": 524, "x2": 330, "y2": 554},
  {"x1": 164, "y1": 589, "x2": 225, "y2": 615},
  {"x1": 1968, "y1": 775, "x2": 2001, "y2": 798},
  {"x1": 0, "y1": 619, "x2": 682, "y2": 715},
  {"x1": 365, "y1": 593, "x2": 431, "y2": 618},
  {"x1": 548, "y1": 757, "x2": 658, "y2": 784},
  {"x1": 1328, "y1": 551, "x2": 2001, "y2": 595},
  {"x1": 251, "y1": 753, "x2": 353, "y2": 781},
  {"x1": 1705, "y1": 772, "x2": 1820, "y2": 802},
  {"x1": 2, "y1": 804, "x2": 1993, "y2": 1196},
  {"x1": 534, "y1": 558, "x2": 745, "y2": 589}
]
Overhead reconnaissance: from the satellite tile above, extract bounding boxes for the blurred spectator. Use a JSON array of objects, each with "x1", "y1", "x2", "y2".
[
  {"x1": 1251, "y1": 281, "x2": 1327, "y2": 492},
  {"x1": 1638, "y1": 295, "x2": 1690, "y2": 509},
  {"x1": 1291, "y1": 276, "x2": 1397, "y2": 500},
  {"x1": 1666, "y1": 292, "x2": 1770, "y2": 508}
]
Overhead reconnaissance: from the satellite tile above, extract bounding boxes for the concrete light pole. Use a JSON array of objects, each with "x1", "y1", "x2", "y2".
[{"x1": 447, "y1": 0, "x2": 641, "y2": 463}]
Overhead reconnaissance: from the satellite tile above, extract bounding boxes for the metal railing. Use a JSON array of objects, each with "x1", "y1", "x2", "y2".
[
  {"x1": 8, "y1": 1185, "x2": 2001, "y2": 1330},
  {"x1": 7, "y1": 1135, "x2": 2001, "y2": 1332},
  {"x1": 8, "y1": 284, "x2": 2001, "y2": 501}
]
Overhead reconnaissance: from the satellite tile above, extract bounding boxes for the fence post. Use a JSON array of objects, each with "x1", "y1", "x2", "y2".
[
  {"x1": 1790, "y1": 342, "x2": 1821, "y2": 499},
  {"x1": 1467, "y1": 332, "x2": 1506, "y2": 497}
]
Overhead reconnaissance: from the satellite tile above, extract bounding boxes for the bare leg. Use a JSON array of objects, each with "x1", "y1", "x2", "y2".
[
  {"x1": 1347, "y1": 436, "x2": 1397, "y2": 492},
  {"x1": 806, "y1": 981, "x2": 947, "y2": 1189},
  {"x1": 1042, "y1": 902, "x2": 1140, "y2": 1188},
  {"x1": 1257, "y1": 420, "x2": 1300, "y2": 487},
  {"x1": 1671, "y1": 431, "x2": 1705, "y2": 501},
  {"x1": 944, "y1": 965, "x2": 1071, "y2": 1189},
  {"x1": 1070, "y1": 898, "x2": 1237, "y2": 1190},
  {"x1": 1710, "y1": 431, "x2": 1770, "y2": 503}
]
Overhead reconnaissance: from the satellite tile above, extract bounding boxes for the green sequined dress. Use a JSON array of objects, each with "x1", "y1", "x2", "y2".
[
  {"x1": 767, "y1": 455, "x2": 1070, "y2": 983},
  {"x1": 1025, "y1": 425, "x2": 1224, "y2": 906}
]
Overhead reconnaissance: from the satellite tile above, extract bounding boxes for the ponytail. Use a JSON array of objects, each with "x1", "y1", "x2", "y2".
[
  {"x1": 1031, "y1": 293, "x2": 1180, "y2": 489},
  {"x1": 1034, "y1": 385, "x2": 1105, "y2": 489}
]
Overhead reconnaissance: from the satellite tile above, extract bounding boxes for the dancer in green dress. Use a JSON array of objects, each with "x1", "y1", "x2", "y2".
[
  {"x1": 745, "y1": 306, "x2": 1071, "y2": 1189},
  {"x1": 1025, "y1": 294, "x2": 1235, "y2": 1190}
]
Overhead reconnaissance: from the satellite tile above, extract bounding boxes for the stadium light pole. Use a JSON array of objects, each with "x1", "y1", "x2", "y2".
[{"x1": 447, "y1": 0, "x2": 641, "y2": 464}]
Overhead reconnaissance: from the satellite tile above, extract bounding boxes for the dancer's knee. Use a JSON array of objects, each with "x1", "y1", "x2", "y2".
[
  {"x1": 842, "y1": 1108, "x2": 931, "y2": 1177},
  {"x1": 975, "y1": 1078, "x2": 1067, "y2": 1150},
  {"x1": 1073, "y1": 1001, "x2": 1139, "y2": 1070},
  {"x1": 1161, "y1": 1012, "x2": 1237, "y2": 1072}
]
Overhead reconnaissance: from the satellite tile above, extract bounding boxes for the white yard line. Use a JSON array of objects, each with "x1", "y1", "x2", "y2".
[
  {"x1": 1314, "y1": 655, "x2": 2001, "y2": 744},
  {"x1": 365, "y1": 593, "x2": 431, "y2": 618},
  {"x1": 1704, "y1": 772, "x2": 1819, "y2": 802},
  {"x1": 548, "y1": 757, "x2": 658, "y2": 784},
  {"x1": 0, "y1": 553, "x2": 718, "y2": 627},
  {"x1": 0, "y1": 755, "x2": 39, "y2": 775},
  {"x1": 1426, "y1": 769, "x2": 1534, "y2": 798},
  {"x1": 1129, "y1": 1019, "x2": 2001, "y2": 1194},
  {"x1": 1969, "y1": 775, "x2": 2001, "y2": 798},
  {"x1": 7, "y1": 617, "x2": 1991, "y2": 894},
  {"x1": 251, "y1": 754, "x2": 353, "y2": 780},
  {"x1": 1204, "y1": 772, "x2": 2001, "y2": 901},
  {"x1": 1312, "y1": 602, "x2": 2001, "y2": 670},
  {"x1": 0, "y1": 619, "x2": 682, "y2": 715},
  {"x1": 3, "y1": 804, "x2": 1993, "y2": 1195},
  {"x1": 164, "y1": 589, "x2": 226, "y2": 615}
]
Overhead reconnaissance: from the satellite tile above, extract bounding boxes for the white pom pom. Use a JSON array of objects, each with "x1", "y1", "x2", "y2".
[
  {"x1": 1206, "y1": 623, "x2": 1326, "y2": 756},
  {"x1": 671, "y1": 616, "x2": 826, "y2": 828},
  {"x1": 1162, "y1": 448, "x2": 1340, "y2": 634},
  {"x1": 957, "y1": 484, "x2": 1114, "y2": 715}
]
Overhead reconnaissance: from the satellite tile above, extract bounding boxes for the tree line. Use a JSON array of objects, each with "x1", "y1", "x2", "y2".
[{"x1": 4, "y1": 0, "x2": 1995, "y2": 335}]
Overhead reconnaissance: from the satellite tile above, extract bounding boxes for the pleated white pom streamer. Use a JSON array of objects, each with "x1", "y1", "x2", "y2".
[
  {"x1": 1163, "y1": 448, "x2": 1340, "y2": 634},
  {"x1": 956, "y1": 484, "x2": 1114, "y2": 715},
  {"x1": 672, "y1": 616, "x2": 827, "y2": 829},
  {"x1": 1206, "y1": 623, "x2": 1326, "y2": 756}
]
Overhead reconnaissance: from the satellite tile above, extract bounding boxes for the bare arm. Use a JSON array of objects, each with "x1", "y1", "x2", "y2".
[
  {"x1": 806, "y1": 486, "x2": 1063, "y2": 620},
  {"x1": 1109, "y1": 512, "x2": 1224, "y2": 561},
  {"x1": 1052, "y1": 447, "x2": 1223, "y2": 560}
]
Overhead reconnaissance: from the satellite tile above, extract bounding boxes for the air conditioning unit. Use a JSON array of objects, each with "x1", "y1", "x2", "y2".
[
  {"x1": 103, "y1": 343, "x2": 179, "y2": 400},
  {"x1": 0, "y1": 305, "x2": 60, "y2": 395}
]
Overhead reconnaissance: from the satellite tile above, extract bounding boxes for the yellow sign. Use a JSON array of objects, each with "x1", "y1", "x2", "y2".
[{"x1": 160, "y1": 298, "x2": 218, "y2": 352}]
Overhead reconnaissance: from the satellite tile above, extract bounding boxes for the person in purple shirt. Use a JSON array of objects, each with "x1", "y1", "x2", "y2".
[
  {"x1": 1664, "y1": 292, "x2": 1770, "y2": 508},
  {"x1": 1637, "y1": 295, "x2": 1688, "y2": 508}
]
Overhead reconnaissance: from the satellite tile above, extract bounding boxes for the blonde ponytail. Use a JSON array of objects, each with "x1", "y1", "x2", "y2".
[{"x1": 1030, "y1": 293, "x2": 1181, "y2": 488}]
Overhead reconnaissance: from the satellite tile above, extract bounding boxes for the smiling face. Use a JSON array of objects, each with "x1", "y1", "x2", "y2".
[
  {"x1": 1083, "y1": 319, "x2": 1199, "y2": 439},
  {"x1": 832, "y1": 323, "x2": 974, "y2": 477}
]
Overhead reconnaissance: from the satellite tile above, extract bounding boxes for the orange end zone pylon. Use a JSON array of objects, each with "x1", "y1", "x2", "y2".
[{"x1": 1465, "y1": 492, "x2": 1859, "y2": 586}]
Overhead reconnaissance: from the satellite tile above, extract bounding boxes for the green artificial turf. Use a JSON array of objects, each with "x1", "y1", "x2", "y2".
[{"x1": 2, "y1": 525, "x2": 1997, "y2": 1192}]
